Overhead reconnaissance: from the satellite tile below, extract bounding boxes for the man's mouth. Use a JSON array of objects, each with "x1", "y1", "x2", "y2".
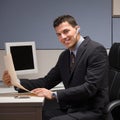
[{"x1": 64, "y1": 38, "x2": 70, "y2": 44}]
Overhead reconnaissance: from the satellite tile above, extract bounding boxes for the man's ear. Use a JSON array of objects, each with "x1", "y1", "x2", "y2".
[{"x1": 75, "y1": 25, "x2": 80, "y2": 31}]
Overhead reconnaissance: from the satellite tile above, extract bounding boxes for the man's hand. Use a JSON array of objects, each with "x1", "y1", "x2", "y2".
[
  {"x1": 31, "y1": 88, "x2": 53, "y2": 99},
  {"x1": 2, "y1": 70, "x2": 12, "y2": 86}
]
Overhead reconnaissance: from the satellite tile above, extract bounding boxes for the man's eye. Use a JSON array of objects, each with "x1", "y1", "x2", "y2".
[
  {"x1": 63, "y1": 30, "x2": 69, "y2": 34},
  {"x1": 56, "y1": 33, "x2": 61, "y2": 37}
]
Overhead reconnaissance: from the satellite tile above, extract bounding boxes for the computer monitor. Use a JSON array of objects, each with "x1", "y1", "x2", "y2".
[{"x1": 5, "y1": 41, "x2": 38, "y2": 75}]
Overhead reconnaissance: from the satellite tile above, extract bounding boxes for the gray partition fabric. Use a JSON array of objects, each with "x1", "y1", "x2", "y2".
[
  {"x1": 113, "y1": 18, "x2": 120, "y2": 43},
  {"x1": 0, "y1": 0, "x2": 111, "y2": 49}
]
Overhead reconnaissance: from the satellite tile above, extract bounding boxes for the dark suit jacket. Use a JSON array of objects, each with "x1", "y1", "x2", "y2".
[{"x1": 20, "y1": 36, "x2": 109, "y2": 119}]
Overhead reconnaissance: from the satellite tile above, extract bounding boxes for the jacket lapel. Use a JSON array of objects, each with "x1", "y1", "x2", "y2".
[
  {"x1": 61, "y1": 50, "x2": 71, "y2": 87},
  {"x1": 70, "y1": 38, "x2": 90, "y2": 76}
]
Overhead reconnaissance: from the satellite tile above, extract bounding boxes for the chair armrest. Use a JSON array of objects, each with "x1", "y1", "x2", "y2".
[{"x1": 107, "y1": 100, "x2": 120, "y2": 112}]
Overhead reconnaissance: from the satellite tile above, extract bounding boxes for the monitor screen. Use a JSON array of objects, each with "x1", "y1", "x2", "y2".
[{"x1": 5, "y1": 41, "x2": 38, "y2": 75}]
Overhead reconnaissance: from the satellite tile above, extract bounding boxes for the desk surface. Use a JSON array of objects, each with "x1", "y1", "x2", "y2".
[{"x1": 0, "y1": 87, "x2": 44, "y2": 103}]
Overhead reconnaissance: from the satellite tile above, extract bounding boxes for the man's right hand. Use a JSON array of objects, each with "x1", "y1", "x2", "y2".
[{"x1": 2, "y1": 71, "x2": 12, "y2": 86}]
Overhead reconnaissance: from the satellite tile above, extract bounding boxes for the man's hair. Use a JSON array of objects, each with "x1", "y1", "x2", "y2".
[{"x1": 53, "y1": 15, "x2": 78, "y2": 28}]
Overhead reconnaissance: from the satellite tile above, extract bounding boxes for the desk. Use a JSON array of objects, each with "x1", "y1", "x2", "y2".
[{"x1": 0, "y1": 87, "x2": 44, "y2": 120}]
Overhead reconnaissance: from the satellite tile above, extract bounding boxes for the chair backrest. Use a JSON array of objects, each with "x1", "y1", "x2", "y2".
[
  {"x1": 109, "y1": 43, "x2": 120, "y2": 101},
  {"x1": 108, "y1": 43, "x2": 120, "y2": 120},
  {"x1": 109, "y1": 43, "x2": 120, "y2": 70}
]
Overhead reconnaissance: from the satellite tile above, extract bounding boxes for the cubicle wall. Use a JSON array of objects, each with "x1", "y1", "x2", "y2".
[
  {"x1": 0, "y1": 0, "x2": 111, "y2": 49},
  {"x1": 113, "y1": 18, "x2": 120, "y2": 43}
]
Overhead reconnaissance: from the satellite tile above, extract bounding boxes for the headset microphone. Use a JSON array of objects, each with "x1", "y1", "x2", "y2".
[{"x1": 74, "y1": 28, "x2": 80, "y2": 39}]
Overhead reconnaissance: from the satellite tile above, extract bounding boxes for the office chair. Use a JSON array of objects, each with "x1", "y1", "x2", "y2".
[{"x1": 106, "y1": 43, "x2": 120, "y2": 120}]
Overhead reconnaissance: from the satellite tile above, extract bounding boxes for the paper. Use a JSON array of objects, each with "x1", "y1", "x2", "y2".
[{"x1": 4, "y1": 53, "x2": 30, "y2": 92}]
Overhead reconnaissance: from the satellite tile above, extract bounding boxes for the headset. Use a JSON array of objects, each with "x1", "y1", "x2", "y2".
[{"x1": 74, "y1": 27, "x2": 80, "y2": 39}]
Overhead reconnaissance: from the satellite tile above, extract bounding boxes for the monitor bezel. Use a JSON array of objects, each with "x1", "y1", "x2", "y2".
[{"x1": 5, "y1": 41, "x2": 38, "y2": 75}]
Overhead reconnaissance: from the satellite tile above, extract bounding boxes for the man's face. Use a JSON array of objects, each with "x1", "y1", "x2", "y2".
[{"x1": 55, "y1": 21, "x2": 79, "y2": 50}]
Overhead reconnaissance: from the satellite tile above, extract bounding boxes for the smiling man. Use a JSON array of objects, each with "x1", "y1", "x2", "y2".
[{"x1": 3, "y1": 15, "x2": 109, "y2": 120}]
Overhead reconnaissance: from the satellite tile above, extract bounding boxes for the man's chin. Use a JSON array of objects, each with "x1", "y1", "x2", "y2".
[{"x1": 64, "y1": 43, "x2": 74, "y2": 49}]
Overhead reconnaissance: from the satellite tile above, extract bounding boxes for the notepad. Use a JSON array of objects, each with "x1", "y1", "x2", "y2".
[{"x1": 4, "y1": 53, "x2": 30, "y2": 92}]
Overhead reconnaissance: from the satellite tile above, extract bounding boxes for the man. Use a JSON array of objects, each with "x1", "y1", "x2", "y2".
[{"x1": 3, "y1": 15, "x2": 109, "y2": 120}]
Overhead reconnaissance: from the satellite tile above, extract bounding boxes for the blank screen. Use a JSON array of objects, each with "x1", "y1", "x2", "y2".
[{"x1": 10, "y1": 46, "x2": 34, "y2": 70}]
